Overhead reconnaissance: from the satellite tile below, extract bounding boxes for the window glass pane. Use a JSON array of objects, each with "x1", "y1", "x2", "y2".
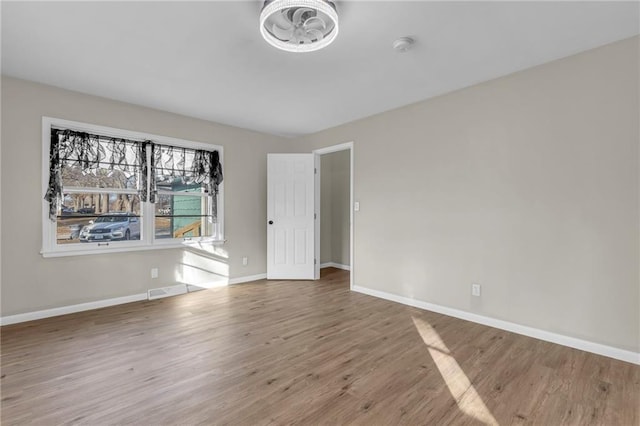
[
  {"x1": 57, "y1": 132, "x2": 142, "y2": 189},
  {"x1": 56, "y1": 193, "x2": 141, "y2": 244},
  {"x1": 154, "y1": 146, "x2": 197, "y2": 183},
  {"x1": 154, "y1": 194, "x2": 212, "y2": 239},
  {"x1": 156, "y1": 179, "x2": 204, "y2": 194}
]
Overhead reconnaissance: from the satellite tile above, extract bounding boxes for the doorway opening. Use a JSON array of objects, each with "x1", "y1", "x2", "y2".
[{"x1": 314, "y1": 142, "x2": 353, "y2": 289}]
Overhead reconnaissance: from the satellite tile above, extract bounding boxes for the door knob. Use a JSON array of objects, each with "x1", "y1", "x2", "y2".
[{"x1": 268, "y1": 220, "x2": 274, "y2": 225}]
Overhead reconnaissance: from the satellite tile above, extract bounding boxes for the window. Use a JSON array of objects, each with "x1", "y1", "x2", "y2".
[
  {"x1": 152, "y1": 144, "x2": 223, "y2": 243},
  {"x1": 42, "y1": 117, "x2": 223, "y2": 257}
]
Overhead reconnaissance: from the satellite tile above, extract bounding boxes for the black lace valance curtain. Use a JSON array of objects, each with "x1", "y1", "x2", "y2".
[
  {"x1": 44, "y1": 129, "x2": 147, "y2": 221},
  {"x1": 44, "y1": 131, "x2": 63, "y2": 221},
  {"x1": 45, "y1": 129, "x2": 223, "y2": 222},
  {"x1": 150, "y1": 143, "x2": 223, "y2": 220}
]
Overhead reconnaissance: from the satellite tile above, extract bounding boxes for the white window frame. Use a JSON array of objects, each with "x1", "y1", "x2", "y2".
[{"x1": 41, "y1": 117, "x2": 224, "y2": 258}]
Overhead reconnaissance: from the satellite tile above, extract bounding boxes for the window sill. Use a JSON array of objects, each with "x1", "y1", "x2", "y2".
[{"x1": 41, "y1": 239, "x2": 227, "y2": 258}]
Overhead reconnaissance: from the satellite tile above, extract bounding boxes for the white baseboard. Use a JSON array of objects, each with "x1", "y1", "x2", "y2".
[
  {"x1": 228, "y1": 273, "x2": 267, "y2": 285},
  {"x1": 320, "y1": 262, "x2": 351, "y2": 271},
  {"x1": 0, "y1": 273, "x2": 268, "y2": 326},
  {"x1": 0, "y1": 293, "x2": 147, "y2": 326},
  {"x1": 352, "y1": 285, "x2": 640, "y2": 365}
]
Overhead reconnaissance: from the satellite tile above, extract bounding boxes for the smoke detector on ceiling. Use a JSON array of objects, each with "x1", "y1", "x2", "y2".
[
  {"x1": 260, "y1": 0, "x2": 339, "y2": 53},
  {"x1": 393, "y1": 37, "x2": 415, "y2": 53}
]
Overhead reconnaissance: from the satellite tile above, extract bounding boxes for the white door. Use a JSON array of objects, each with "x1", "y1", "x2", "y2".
[{"x1": 267, "y1": 154, "x2": 315, "y2": 280}]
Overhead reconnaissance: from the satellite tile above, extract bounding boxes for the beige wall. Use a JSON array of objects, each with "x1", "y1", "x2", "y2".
[
  {"x1": 0, "y1": 76, "x2": 289, "y2": 316},
  {"x1": 320, "y1": 150, "x2": 350, "y2": 266},
  {"x1": 293, "y1": 37, "x2": 640, "y2": 352}
]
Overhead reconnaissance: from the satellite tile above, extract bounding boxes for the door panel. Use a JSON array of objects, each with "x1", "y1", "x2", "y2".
[{"x1": 267, "y1": 154, "x2": 315, "y2": 279}]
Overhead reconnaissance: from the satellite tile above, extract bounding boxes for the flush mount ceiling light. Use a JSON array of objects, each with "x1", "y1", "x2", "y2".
[{"x1": 260, "y1": 0, "x2": 339, "y2": 53}]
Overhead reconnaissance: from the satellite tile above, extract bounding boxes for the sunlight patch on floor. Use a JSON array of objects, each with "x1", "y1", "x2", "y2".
[{"x1": 412, "y1": 316, "x2": 498, "y2": 426}]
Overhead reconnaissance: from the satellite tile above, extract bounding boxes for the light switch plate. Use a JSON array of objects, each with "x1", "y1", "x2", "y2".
[{"x1": 471, "y1": 283, "x2": 481, "y2": 297}]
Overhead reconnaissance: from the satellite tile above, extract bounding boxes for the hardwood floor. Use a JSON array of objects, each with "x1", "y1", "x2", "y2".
[{"x1": 1, "y1": 268, "x2": 638, "y2": 425}]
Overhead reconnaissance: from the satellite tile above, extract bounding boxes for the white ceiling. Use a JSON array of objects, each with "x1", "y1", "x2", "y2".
[{"x1": 2, "y1": 1, "x2": 638, "y2": 137}]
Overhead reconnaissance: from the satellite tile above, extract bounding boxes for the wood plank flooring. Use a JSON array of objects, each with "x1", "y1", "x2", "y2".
[{"x1": 1, "y1": 268, "x2": 638, "y2": 425}]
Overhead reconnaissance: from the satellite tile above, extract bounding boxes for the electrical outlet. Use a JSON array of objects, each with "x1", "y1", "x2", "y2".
[
  {"x1": 242, "y1": 257, "x2": 248, "y2": 266},
  {"x1": 151, "y1": 268, "x2": 159, "y2": 279},
  {"x1": 471, "y1": 283, "x2": 481, "y2": 297}
]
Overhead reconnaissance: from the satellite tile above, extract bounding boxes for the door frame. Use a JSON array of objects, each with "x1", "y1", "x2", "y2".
[{"x1": 313, "y1": 142, "x2": 354, "y2": 290}]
